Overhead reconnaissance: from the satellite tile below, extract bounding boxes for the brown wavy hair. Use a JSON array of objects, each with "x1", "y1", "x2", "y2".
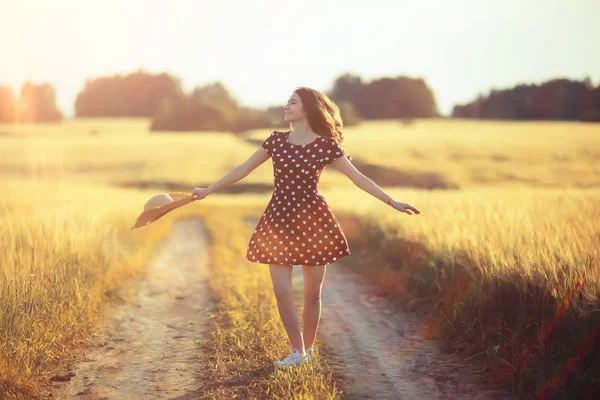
[{"x1": 291, "y1": 86, "x2": 352, "y2": 161}]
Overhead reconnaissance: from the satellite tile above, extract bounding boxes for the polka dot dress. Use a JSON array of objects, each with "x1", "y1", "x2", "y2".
[{"x1": 246, "y1": 130, "x2": 351, "y2": 266}]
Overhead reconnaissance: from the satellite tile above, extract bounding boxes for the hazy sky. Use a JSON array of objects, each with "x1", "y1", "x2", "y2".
[{"x1": 1, "y1": 0, "x2": 597, "y2": 117}]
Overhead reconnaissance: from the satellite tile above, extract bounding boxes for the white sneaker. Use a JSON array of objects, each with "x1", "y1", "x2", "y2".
[
  {"x1": 274, "y1": 348, "x2": 306, "y2": 368},
  {"x1": 305, "y1": 345, "x2": 318, "y2": 363}
]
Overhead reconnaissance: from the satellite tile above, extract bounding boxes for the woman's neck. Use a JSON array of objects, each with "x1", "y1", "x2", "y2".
[{"x1": 291, "y1": 120, "x2": 314, "y2": 137}]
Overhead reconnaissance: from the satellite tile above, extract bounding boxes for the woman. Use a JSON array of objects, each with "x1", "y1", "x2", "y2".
[{"x1": 191, "y1": 87, "x2": 420, "y2": 368}]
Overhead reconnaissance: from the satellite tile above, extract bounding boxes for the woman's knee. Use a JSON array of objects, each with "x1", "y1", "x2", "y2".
[
  {"x1": 273, "y1": 287, "x2": 294, "y2": 303},
  {"x1": 304, "y1": 290, "x2": 322, "y2": 305},
  {"x1": 269, "y1": 263, "x2": 293, "y2": 302}
]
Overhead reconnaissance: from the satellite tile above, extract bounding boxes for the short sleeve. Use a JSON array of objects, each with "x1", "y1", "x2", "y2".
[
  {"x1": 260, "y1": 131, "x2": 278, "y2": 157},
  {"x1": 326, "y1": 139, "x2": 346, "y2": 164}
]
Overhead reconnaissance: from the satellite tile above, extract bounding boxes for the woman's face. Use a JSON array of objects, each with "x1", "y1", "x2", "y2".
[{"x1": 284, "y1": 91, "x2": 306, "y2": 123}]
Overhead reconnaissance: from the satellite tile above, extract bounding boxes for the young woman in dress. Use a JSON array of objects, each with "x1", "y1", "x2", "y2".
[{"x1": 191, "y1": 87, "x2": 420, "y2": 368}]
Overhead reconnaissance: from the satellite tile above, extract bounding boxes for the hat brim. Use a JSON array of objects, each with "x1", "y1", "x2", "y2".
[{"x1": 131, "y1": 192, "x2": 196, "y2": 230}]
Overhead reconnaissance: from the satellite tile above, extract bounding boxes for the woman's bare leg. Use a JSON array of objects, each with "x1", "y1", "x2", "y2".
[
  {"x1": 302, "y1": 264, "x2": 327, "y2": 349},
  {"x1": 269, "y1": 263, "x2": 304, "y2": 352}
]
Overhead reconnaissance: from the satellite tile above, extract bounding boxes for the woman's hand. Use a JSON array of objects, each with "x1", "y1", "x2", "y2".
[
  {"x1": 390, "y1": 200, "x2": 420, "y2": 215},
  {"x1": 191, "y1": 187, "x2": 210, "y2": 201}
]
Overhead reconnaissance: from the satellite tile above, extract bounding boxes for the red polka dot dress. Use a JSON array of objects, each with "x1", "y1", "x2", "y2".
[{"x1": 245, "y1": 130, "x2": 351, "y2": 266}]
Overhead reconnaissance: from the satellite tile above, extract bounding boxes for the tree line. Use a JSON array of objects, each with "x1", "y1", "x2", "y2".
[
  {"x1": 0, "y1": 71, "x2": 439, "y2": 130},
  {"x1": 73, "y1": 71, "x2": 441, "y2": 131},
  {"x1": 452, "y1": 78, "x2": 600, "y2": 121},
  {"x1": 0, "y1": 83, "x2": 63, "y2": 123},
  {"x1": 1, "y1": 72, "x2": 599, "y2": 128}
]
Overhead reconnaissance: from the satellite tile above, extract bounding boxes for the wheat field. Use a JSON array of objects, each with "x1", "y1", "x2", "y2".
[{"x1": 1, "y1": 118, "x2": 598, "y2": 398}]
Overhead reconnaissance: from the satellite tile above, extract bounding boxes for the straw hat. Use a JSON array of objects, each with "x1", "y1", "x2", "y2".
[{"x1": 131, "y1": 192, "x2": 197, "y2": 230}]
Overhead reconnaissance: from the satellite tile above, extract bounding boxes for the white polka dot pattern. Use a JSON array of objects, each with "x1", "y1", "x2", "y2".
[{"x1": 247, "y1": 130, "x2": 351, "y2": 266}]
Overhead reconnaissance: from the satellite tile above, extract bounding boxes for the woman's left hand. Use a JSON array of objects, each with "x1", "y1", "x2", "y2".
[{"x1": 390, "y1": 200, "x2": 420, "y2": 215}]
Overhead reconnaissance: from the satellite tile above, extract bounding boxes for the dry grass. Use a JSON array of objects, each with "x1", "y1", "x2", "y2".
[
  {"x1": 0, "y1": 118, "x2": 151, "y2": 138},
  {"x1": 0, "y1": 177, "x2": 177, "y2": 397},
  {"x1": 320, "y1": 185, "x2": 600, "y2": 398},
  {"x1": 0, "y1": 174, "x2": 340, "y2": 399},
  {"x1": 6, "y1": 118, "x2": 599, "y2": 193},
  {"x1": 1, "y1": 118, "x2": 599, "y2": 398},
  {"x1": 247, "y1": 118, "x2": 600, "y2": 189},
  {"x1": 0, "y1": 124, "x2": 275, "y2": 188},
  {"x1": 194, "y1": 207, "x2": 341, "y2": 399}
]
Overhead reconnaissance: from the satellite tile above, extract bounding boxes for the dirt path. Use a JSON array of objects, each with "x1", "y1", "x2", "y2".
[
  {"x1": 47, "y1": 218, "x2": 215, "y2": 400},
  {"x1": 46, "y1": 215, "x2": 510, "y2": 400},
  {"x1": 302, "y1": 265, "x2": 512, "y2": 399},
  {"x1": 245, "y1": 217, "x2": 510, "y2": 399}
]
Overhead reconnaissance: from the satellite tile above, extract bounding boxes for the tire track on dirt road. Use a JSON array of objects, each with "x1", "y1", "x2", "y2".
[{"x1": 310, "y1": 265, "x2": 511, "y2": 400}]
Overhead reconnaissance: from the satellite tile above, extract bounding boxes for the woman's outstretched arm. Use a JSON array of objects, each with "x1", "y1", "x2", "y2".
[
  {"x1": 191, "y1": 146, "x2": 270, "y2": 200},
  {"x1": 329, "y1": 157, "x2": 421, "y2": 215}
]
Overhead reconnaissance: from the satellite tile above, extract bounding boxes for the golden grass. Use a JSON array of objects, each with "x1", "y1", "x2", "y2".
[
  {"x1": 319, "y1": 185, "x2": 600, "y2": 397},
  {"x1": 1, "y1": 118, "x2": 599, "y2": 398},
  {"x1": 0, "y1": 177, "x2": 179, "y2": 397},
  {"x1": 0, "y1": 174, "x2": 340, "y2": 399},
  {"x1": 247, "y1": 119, "x2": 600, "y2": 188},
  {"x1": 0, "y1": 125, "x2": 275, "y2": 188},
  {"x1": 323, "y1": 185, "x2": 600, "y2": 286},
  {"x1": 6, "y1": 118, "x2": 599, "y2": 193},
  {"x1": 196, "y1": 207, "x2": 341, "y2": 399},
  {"x1": 0, "y1": 118, "x2": 151, "y2": 137}
]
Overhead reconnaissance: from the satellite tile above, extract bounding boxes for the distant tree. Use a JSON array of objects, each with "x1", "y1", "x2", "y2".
[
  {"x1": 581, "y1": 86, "x2": 600, "y2": 121},
  {"x1": 451, "y1": 104, "x2": 470, "y2": 118},
  {"x1": 355, "y1": 76, "x2": 438, "y2": 119},
  {"x1": 17, "y1": 82, "x2": 63, "y2": 122},
  {"x1": 266, "y1": 106, "x2": 286, "y2": 128},
  {"x1": 188, "y1": 82, "x2": 239, "y2": 128},
  {"x1": 75, "y1": 70, "x2": 441, "y2": 132},
  {"x1": 329, "y1": 73, "x2": 438, "y2": 120},
  {"x1": 337, "y1": 101, "x2": 362, "y2": 126},
  {"x1": 151, "y1": 96, "x2": 223, "y2": 131},
  {"x1": 0, "y1": 86, "x2": 16, "y2": 123},
  {"x1": 150, "y1": 81, "x2": 273, "y2": 132},
  {"x1": 330, "y1": 73, "x2": 364, "y2": 112},
  {"x1": 151, "y1": 96, "x2": 188, "y2": 131},
  {"x1": 75, "y1": 70, "x2": 184, "y2": 117},
  {"x1": 452, "y1": 78, "x2": 600, "y2": 121},
  {"x1": 230, "y1": 107, "x2": 273, "y2": 133}
]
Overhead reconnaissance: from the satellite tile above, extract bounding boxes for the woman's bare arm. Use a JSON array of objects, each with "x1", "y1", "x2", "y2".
[
  {"x1": 192, "y1": 146, "x2": 270, "y2": 199},
  {"x1": 329, "y1": 157, "x2": 421, "y2": 215}
]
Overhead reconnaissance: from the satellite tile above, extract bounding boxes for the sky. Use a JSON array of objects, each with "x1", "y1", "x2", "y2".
[{"x1": 0, "y1": 0, "x2": 598, "y2": 117}]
